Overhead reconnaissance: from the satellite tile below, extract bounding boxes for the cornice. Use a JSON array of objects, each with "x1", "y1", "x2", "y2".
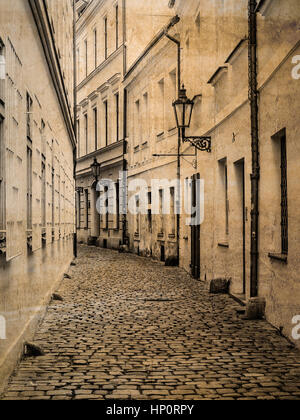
[
  {"x1": 29, "y1": 0, "x2": 75, "y2": 149},
  {"x1": 77, "y1": 45, "x2": 124, "y2": 91}
]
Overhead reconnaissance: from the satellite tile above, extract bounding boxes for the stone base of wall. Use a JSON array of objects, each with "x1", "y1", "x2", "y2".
[{"x1": 0, "y1": 246, "x2": 73, "y2": 394}]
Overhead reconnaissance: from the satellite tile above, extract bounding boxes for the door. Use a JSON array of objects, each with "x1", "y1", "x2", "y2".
[
  {"x1": 191, "y1": 173, "x2": 201, "y2": 279},
  {"x1": 234, "y1": 159, "x2": 246, "y2": 295}
]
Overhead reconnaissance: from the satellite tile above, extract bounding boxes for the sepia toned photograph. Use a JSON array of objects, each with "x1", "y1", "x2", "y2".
[{"x1": 0, "y1": 0, "x2": 300, "y2": 406}]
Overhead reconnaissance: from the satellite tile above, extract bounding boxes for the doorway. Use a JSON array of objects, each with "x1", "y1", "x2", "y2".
[
  {"x1": 191, "y1": 173, "x2": 201, "y2": 279},
  {"x1": 234, "y1": 159, "x2": 246, "y2": 295}
]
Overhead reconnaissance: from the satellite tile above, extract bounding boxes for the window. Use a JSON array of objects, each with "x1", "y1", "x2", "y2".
[
  {"x1": 269, "y1": 129, "x2": 288, "y2": 259},
  {"x1": 195, "y1": 12, "x2": 200, "y2": 34},
  {"x1": 76, "y1": 190, "x2": 81, "y2": 229},
  {"x1": 157, "y1": 79, "x2": 165, "y2": 135},
  {"x1": 134, "y1": 99, "x2": 140, "y2": 146},
  {"x1": 76, "y1": 47, "x2": 79, "y2": 80},
  {"x1": 280, "y1": 134, "x2": 288, "y2": 254},
  {"x1": 27, "y1": 146, "x2": 33, "y2": 230},
  {"x1": 170, "y1": 187, "x2": 176, "y2": 235},
  {"x1": 143, "y1": 92, "x2": 149, "y2": 140},
  {"x1": 77, "y1": 118, "x2": 80, "y2": 157},
  {"x1": 225, "y1": 161, "x2": 229, "y2": 236},
  {"x1": 84, "y1": 113, "x2": 88, "y2": 154},
  {"x1": 104, "y1": 100, "x2": 108, "y2": 146},
  {"x1": 104, "y1": 186, "x2": 109, "y2": 229},
  {"x1": 26, "y1": 93, "x2": 33, "y2": 140},
  {"x1": 94, "y1": 29, "x2": 97, "y2": 69},
  {"x1": 0, "y1": 39, "x2": 5, "y2": 84},
  {"x1": 135, "y1": 196, "x2": 140, "y2": 235},
  {"x1": 115, "y1": 92, "x2": 119, "y2": 142},
  {"x1": 159, "y1": 189, "x2": 164, "y2": 234},
  {"x1": 218, "y1": 158, "x2": 229, "y2": 238},
  {"x1": 84, "y1": 39, "x2": 88, "y2": 77},
  {"x1": 169, "y1": 71, "x2": 177, "y2": 129},
  {"x1": 104, "y1": 17, "x2": 108, "y2": 59},
  {"x1": 85, "y1": 189, "x2": 89, "y2": 229},
  {"x1": 115, "y1": 181, "x2": 120, "y2": 230},
  {"x1": 115, "y1": 4, "x2": 119, "y2": 49},
  {"x1": 147, "y1": 210, "x2": 152, "y2": 233},
  {"x1": 41, "y1": 119, "x2": 46, "y2": 156},
  {"x1": 52, "y1": 167, "x2": 55, "y2": 230},
  {"x1": 41, "y1": 159, "x2": 46, "y2": 228},
  {"x1": 93, "y1": 107, "x2": 98, "y2": 151}
]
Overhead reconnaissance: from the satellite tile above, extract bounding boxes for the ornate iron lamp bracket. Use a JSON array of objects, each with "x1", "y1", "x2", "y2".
[{"x1": 183, "y1": 136, "x2": 211, "y2": 153}]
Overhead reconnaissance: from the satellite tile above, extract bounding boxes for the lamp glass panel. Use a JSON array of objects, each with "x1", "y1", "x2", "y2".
[
  {"x1": 186, "y1": 102, "x2": 194, "y2": 128},
  {"x1": 175, "y1": 102, "x2": 185, "y2": 128}
]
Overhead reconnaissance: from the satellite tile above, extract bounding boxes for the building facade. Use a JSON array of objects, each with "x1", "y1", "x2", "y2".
[
  {"x1": 75, "y1": 0, "x2": 126, "y2": 250},
  {"x1": 169, "y1": 0, "x2": 300, "y2": 347},
  {"x1": 123, "y1": 18, "x2": 180, "y2": 261},
  {"x1": 76, "y1": 0, "x2": 300, "y2": 348},
  {"x1": 0, "y1": 0, "x2": 75, "y2": 389},
  {"x1": 124, "y1": 0, "x2": 300, "y2": 347}
]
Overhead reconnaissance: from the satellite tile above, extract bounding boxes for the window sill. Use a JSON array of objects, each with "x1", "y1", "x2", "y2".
[{"x1": 268, "y1": 253, "x2": 288, "y2": 263}]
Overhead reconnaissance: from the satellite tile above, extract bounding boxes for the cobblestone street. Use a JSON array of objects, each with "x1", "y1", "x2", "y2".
[{"x1": 2, "y1": 245, "x2": 300, "y2": 400}]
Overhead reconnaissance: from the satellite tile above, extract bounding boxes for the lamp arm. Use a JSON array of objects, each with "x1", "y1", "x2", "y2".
[{"x1": 192, "y1": 94, "x2": 202, "y2": 102}]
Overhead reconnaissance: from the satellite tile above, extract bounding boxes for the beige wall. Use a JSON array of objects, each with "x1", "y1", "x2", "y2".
[
  {"x1": 124, "y1": 38, "x2": 179, "y2": 260},
  {"x1": 174, "y1": 0, "x2": 300, "y2": 347},
  {"x1": 0, "y1": 0, "x2": 75, "y2": 389},
  {"x1": 124, "y1": 0, "x2": 300, "y2": 347}
]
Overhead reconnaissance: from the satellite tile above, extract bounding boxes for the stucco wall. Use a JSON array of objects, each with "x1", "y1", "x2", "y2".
[{"x1": 0, "y1": 0, "x2": 75, "y2": 388}]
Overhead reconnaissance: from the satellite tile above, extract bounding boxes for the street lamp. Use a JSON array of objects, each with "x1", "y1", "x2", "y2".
[
  {"x1": 90, "y1": 158, "x2": 101, "y2": 182},
  {"x1": 172, "y1": 85, "x2": 211, "y2": 153},
  {"x1": 173, "y1": 85, "x2": 194, "y2": 130}
]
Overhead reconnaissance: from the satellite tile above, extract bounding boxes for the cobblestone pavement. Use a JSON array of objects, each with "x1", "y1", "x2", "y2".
[{"x1": 2, "y1": 245, "x2": 300, "y2": 400}]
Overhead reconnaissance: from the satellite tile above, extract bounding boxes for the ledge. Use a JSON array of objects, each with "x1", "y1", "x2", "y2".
[
  {"x1": 208, "y1": 66, "x2": 228, "y2": 85},
  {"x1": 218, "y1": 242, "x2": 229, "y2": 248},
  {"x1": 268, "y1": 253, "x2": 288, "y2": 263},
  {"x1": 225, "y1": 38, "x2": 248, "y2": 65}
]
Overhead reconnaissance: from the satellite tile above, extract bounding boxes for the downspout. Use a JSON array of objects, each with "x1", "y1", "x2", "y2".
[
  {"x1": 248, "y1": 0, "x2": 259, "y2": 297},
  {"x1": 165, "y1": 33, "x2": 181, "y2": 265},
  {"x1": 73, "y1": 0, "x2": 78, "y2": 258}
]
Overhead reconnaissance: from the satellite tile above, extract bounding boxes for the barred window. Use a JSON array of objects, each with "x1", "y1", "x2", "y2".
[
  {"x1": 280, "y1": 134, "x2": 288, "y2": 254},
  {"x1": 26, "y1": 93, "x2": 33, "y2": 140}
]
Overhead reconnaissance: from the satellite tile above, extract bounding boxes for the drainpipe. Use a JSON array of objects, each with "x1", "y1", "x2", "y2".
[
  {"x1": 165, "y1": 33, "x2": 181, "y2": 265},
  {"x1": 73, "y1": 0, "x2": 78, "y2": 258},
  {"x1": 248, "y1": 0, "x2": 259, "y2": 297}
]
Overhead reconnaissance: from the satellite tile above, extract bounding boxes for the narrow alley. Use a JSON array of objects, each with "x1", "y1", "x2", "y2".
[{"x1": 2, "y1": 245, "x2": 300, "y2": 400}]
